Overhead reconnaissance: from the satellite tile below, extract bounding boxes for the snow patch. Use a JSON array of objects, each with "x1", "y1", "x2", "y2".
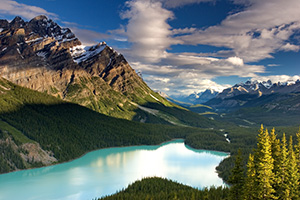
[
  {"x1": 62, "y1": 37, "x2": 76, "y2": 43},
  {"x1": 0, "y1": 28, "x2": 3, "y2": 32},
  {"x1": 1, "y1": 47, "x2": 7, "y2": 52},
  {"x1": 70, "y1": 43, "x2": 106, "y2": 63},
  {"x1": 16, "y1": 48, "x2": 24, "y2": 59},
  {"x1": 61, "y1": 28, "x2": 68, "y2": 34},
  {"x1": 150, "y1": 94, "x2": 160, "y2": 102},
  {"x1": 25, "y1": 37, "x2": 43, "y2": 44},
  {"x1": 237, "y1": 86, "x2": 248, "y2": 93},
  {"x1": 36, "y1": 51, "x2": 47, "y2": 59},
  {"x1": 107, "y1": 58, "x2": 112, "y2": 67}
]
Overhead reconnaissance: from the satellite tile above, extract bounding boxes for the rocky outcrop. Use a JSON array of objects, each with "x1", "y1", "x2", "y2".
[
  {"x1": 20, "y1": 142, "x2": 57, "y2": 165},
  {"x1": 0, "y1": 136, "x2": 57, "y2": 171},
  {"x1": 0, "y1": 15, "x2": 162, "y2": 120}
]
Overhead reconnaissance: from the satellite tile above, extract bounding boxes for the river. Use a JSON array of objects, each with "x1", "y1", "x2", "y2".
[{"x1": 0, "y1": 139, "x2": 228, "y2": 200}]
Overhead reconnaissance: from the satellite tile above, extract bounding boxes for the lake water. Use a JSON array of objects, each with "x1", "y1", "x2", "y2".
[{"x1": 0, "y1": 139, "x2": 228, "y2": 200}]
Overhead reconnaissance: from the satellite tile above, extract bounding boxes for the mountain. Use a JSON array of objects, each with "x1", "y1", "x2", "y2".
[
  {"x1": 170, "y1": 89, "x2": 219, "y2": 105},
  {"x1": 0, "y1": 15, "x2": 212, "y2": 127},
  {"x1": 204, "y1": 80, "x2": 300, "y2": 126},
  {"x1": 1, "y1": 77, "x2": 222, "y2": 173},
  {"x1": 206, "y1": 80, "x2": 300, "y2": 112}
]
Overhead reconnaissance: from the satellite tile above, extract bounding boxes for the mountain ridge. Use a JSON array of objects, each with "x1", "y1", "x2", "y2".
[
  {"x1": 0, "y1": 15, "x2": 217, "y2": 127},
  {"x1": 205, "y1": 79, "x2": 300, "y2": 112}
]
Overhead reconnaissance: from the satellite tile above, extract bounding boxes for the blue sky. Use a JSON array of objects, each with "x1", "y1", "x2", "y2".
[{"x1": 0, "y1": 0, "x2": 300, "y2": 96}]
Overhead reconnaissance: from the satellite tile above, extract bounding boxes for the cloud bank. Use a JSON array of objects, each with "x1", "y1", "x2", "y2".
[
  {"x1": 0, "y1": 0, "x2": 57, "y2": 20},
  {"x1": 1, "y1": 0, "x2": 299, "y2": 96},
  {"x1": 121, "y1": 0, "x2": 180, "y2": 63},
  {"x1": 118, "y1": 0, "x2": 300, "y2": 95}
]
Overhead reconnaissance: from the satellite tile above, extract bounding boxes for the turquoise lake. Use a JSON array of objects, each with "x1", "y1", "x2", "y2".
[{"x1": 0, "y1": 139, "x2": 228, "y2": 200}]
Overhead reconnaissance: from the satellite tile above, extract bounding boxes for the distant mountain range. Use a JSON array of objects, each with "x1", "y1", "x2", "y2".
[
  {"x1": 206, "y1": 79, "x2": 300, "y2": 112},
  {"x1": 199, "y1": 80, "x2": 300, "y2": 126},
  {"x1": 0, "y1": 15, "x2": 215, "y2": 126},
  {"x1": 168, "y1": 79, "x2": 300, "y2": 126},
  {"x1": 169, "y1": 89, "x2": 219, "y2": 105}
]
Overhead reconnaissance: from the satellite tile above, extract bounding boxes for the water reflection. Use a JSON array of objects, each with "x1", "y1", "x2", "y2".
[{"x1": 0, "y1": 140, "x2": 228, "y2": 200}]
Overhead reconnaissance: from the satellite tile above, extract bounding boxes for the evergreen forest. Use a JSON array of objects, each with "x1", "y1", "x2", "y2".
[{"x1": 98, "y1": 126, "x2": 300, "y2": 200}]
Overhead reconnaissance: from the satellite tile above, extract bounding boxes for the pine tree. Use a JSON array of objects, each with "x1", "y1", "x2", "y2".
[
  {"x1": 269, "y1": 128, "x2": 281, "y2": 196},
  {"x1": 295, "y1": 129, "x2": 300, "y2": 172},
  {"x1": 278, "y1": 133, "x2": 290, "y2": 200},
  {"x1": 228, "y1": 149, "x2": 245, "y2": 200},
  {"x1": 256, "y1": 128, "x2": 276, "y2": 199},
  {"x1": 287, "y1": 136, "x2": 299, "y2": 199},
  {"x1": 243, "y1": 154, "x2": 256, "y2": 200}
]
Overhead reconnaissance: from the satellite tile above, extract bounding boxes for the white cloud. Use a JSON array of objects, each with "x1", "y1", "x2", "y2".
[
  {"x1": 128, "y1": 53, "x2": 264, "y2": 95},
  {"x1": 179, "y1": 0, "x2": 300, "y2": 62},
  {"x1": 280, "y1": 43, "x2": 300, "y2": 52},
  {"x1": 119, "y1": 0, "x2": 300, "y2": 95},
  {"x1": 119, "y1": 0, "x2": 262, "y2": 95},
  {"x1": 226, "y1": 56, "x2": 244, "y2": 66},
  {"x1": 121, "y1": 0, "x2": 181, "y2": 63},
  {"x1": 267, "y1": 64, "x2": 280, "y2": 67},
  {"x1": 0, "y1": 0, "x2": 57, "y2": 20},
  {"x1": 251, "y1": 75, "x2": 300, "y2": 83}
]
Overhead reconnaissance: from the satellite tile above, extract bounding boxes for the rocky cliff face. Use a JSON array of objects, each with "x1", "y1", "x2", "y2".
[{"x1": 0, "y1": 16, "x2": 161, "y2": 121}]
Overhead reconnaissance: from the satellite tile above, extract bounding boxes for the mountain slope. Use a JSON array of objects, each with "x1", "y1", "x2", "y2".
[
  {"x1": 1, "y1": 78, "x2": 224, "y2": 173},
  {"x1": 0, "y1": 15, "x2": 214, "y2": 127}
]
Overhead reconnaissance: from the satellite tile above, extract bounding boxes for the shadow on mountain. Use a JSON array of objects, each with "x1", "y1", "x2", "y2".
[
  {"x1": 131, "y1": 101, "x2": 225, "y2": 129},
  {"x1": 0, "y1": 102, "x2": 203, "y2": 163}
]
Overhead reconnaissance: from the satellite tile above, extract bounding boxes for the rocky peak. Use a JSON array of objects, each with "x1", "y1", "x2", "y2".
[
  {"x1": 215, "y1": 79, "x2": 300, "y2": 100},
  {"x1": 0, "y1": 15, "x2": 155, "y2": 120},
  {"x1": 26, "y1": 15, "x2": 76, "y2": 43},
  {"x1": 9, "y1": 16, "x2": 26, "y2": 29},
  {"x1": 0, "y1": 20, "x2": 9, "y2": 29}
]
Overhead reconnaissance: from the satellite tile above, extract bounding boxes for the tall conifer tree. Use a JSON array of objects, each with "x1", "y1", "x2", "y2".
[
  {"x1": 243, "y1": 154, "x2": 256, "y2": 200},
  {"x1": 295, "y1": 129, "x2": 300, "y2": 172},
  {"x1": 229, "y1": 149, "x2": 245, "y2": 200},
  {"x1": 287, "y1": 136, "x2": 299, "y2": 199},
  {"x1": 269, "y1": 128, "x2": 281, "y2": 197},
  {"x1": 256, "y1": 128, "x2": 276, "y2": 199},
  {"x1": 278, "y1": 133, "x2": 290, "y2": 200}
]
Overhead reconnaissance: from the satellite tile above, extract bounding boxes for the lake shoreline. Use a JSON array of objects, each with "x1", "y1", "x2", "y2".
[
  {"x1": 1, "y1": 138, "x2": 230, "y2": 176},
  {"x1": 0, "y1": 139, "x2": 228, "y2": 200}
]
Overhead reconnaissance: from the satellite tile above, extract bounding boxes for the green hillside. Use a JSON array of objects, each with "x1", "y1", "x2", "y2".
[{"x1": 0, "y1": 78, "x2": 230, "y2": 173}]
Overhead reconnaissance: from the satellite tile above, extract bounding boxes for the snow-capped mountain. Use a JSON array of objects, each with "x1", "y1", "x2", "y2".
[
  {"x1": 0, "y1": 15, "x2": 181, "y2": 123},
  {"x1": 170, "y1": 89, "x2": 219, "y2": 104},
  {"x1": 216, "y1": 79, "x2": 300, "y2": 99},
  {"x1": 206, "y1": 79, "x2": 300, "y2": 112}
]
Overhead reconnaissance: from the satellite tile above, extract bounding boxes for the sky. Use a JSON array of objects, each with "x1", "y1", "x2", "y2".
[{"x1": 0, "y1": 0, "x2": 300, "y2": 96}]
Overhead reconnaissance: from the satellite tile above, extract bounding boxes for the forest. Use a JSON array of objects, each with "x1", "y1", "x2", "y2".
[
  {"x1": 0, "y1": 78, "x2": 230, "y2": 173},
  {"x1": 99, "y1": 126, "x2": 300, "y2": 200}
]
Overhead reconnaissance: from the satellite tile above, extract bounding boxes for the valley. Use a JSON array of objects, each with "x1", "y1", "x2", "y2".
[{"x1": 0, "y1": 14, "x2": 300, "y2": 200}]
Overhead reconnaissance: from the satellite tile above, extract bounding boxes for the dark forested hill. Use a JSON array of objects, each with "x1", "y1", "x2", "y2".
[
  {"x1": 99, "y1": 177, "x2": 229, "y2": 200},
  {"x1": 0, "y1": 78, "x2": 230, "y2": 173}
]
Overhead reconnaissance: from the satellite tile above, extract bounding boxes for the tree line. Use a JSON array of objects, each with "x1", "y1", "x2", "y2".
[{"x1": 229, "y1": 125, "x2": 300, "y2": 200}]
